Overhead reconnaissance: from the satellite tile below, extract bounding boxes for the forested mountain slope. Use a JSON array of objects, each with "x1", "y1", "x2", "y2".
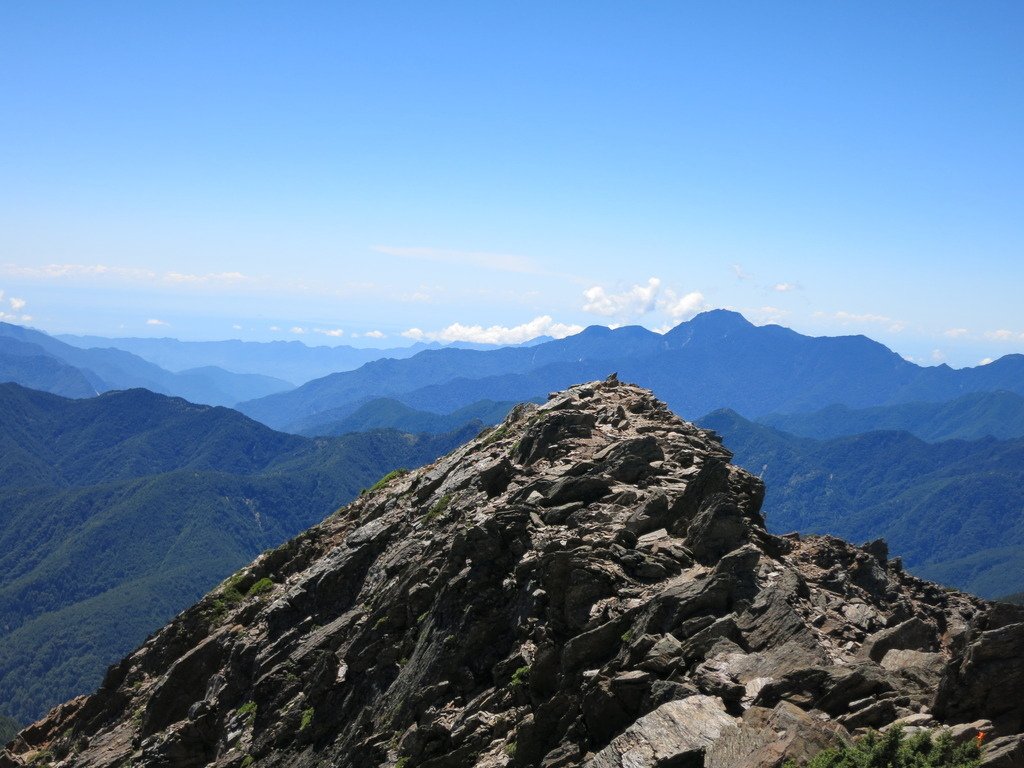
[
  {"x1": 0, "y1": 384, "x2": 475, "y2": 723},
  {"x1": 760, "y1": 390, "x2": 1024, "y2": 442},
  {"x1": 700, "y1": 408, "x2": 1024, "y2": 598}
]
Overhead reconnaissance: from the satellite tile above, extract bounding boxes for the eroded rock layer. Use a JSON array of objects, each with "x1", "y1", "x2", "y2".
[{"x1": 4, "y1": 378, "x2": 1023, "y2": 768}]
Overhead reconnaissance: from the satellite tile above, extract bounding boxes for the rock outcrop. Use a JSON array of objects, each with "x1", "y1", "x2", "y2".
[{"x1": 4, "y1": 378, "x2": 1023, "y2": 768}]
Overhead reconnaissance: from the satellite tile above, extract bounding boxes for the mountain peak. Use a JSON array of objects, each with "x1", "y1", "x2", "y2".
[
  {"x1": 663, "y1": 309, "x2": 756, "y2": 342},
  {"x1": 687, "y1": 308, "x2": 755, "y2": 330},
  {"x1": 6, "y1": 380, "x2": 1023, "y2": 767}
]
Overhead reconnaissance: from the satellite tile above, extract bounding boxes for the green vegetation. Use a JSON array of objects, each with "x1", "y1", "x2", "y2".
[
  {"x1": 240, "y1": 757, "x2": 255, "y2": 768},
  {"x1": 424, "y1": 494, "x2": 453, "y2": 523},
  {"x1": 246, "y1": 578, "x2": 275, "y2": 598},
  {"x1": 509, "y1": 666, "x2": 530, "y2": 688},
  {"x1": 237, "y1": 701, "x2": 258, "y2": 723},
  {"x1": 504, "y1": 742, "x2": 517, "y2": 758},
  {"x1": 299, "y1": 707, "x2": 315, "y2": 731},
  {"x1": 481, "y1": 423, "x2": 510, "y2": 446},
  {"x1": 0, "y1": 384, "x2": 477, "y2": 724},
  {"x1": 369, "y1": 468, "x2": 410, "y2": 492},
  {"x1": 297, "y1": 398, "x2": 525, "y2": 438},
  {"x1": 784, "y1": 727, "x2": 980, "y2": 768},
  {"x1": 620, "y1": 629, "x2": 633, "y2": 644},
  {"x1": 760, "y1": 391, "x2": 1024, "y2": 443},
  {"x1": 395, "y1": 758, "x2": 410, "y2": 768}
]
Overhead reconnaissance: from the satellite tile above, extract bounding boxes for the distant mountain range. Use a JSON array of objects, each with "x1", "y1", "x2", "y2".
[
  {"x1": 236, "y1": 310, "x2": 1024, "y2": 433},
  {"x1": 56, "y1": 334, "x2": 440, "y2": 385},
  {"x1": 759, "y1": 390, "x2": 1024, "y2": 442},
  {"x1": 1, "y1": 323, "x2": 293, "y2": 406},
  {"x1": 699, "y1": 408, "x2": 1024, "y2": 599},
  {"x1": 6, "y1": 310, "x2": 1024, "y2": 721},
  {"x1": 0, "y1": 383, "x2": 477, "y2": 723},
  {"x1": 56, "y1": 333, "x2": 553, "y2": 385},
  {"x1": 295, "y1": 396, "x2": 531, "y2": 437}
]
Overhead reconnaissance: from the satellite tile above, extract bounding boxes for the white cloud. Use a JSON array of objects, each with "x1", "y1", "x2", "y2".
[
  {"x1": 269, "y1": 325, "x2": 280, "y2": 332},
  {"x1": 2, "y1": 263, "x2": 154, "y2": 280},
  {"x1": 1, "y1": 262, "x2": 255, "y2": 289},
  {"x1": 582, "y1": 277, "x2": 661, "y2": 318},
  {"x1": 821, "y1": 310, "x2": 905, "y2": 333},
  {"x1": 401, "y1": 316, "x2": 583, "y2": 345},
  {"x1": 146, "y1": 318, "x2": 169, "y2": 326},
  {"x1": 363, "y1": 330, "x2": 386, "y2": 339},
  {"x1": 314, "y1": 328, "x2": 345, "y2": 338},
  {"x1": 985, "y1": 329, "x2": 1019, "y2": 341},
  {"x1": 931, "y1": 349, "x2": 947, "y2": 363},
  {"x1": 290, "y1": 326, "x2": 306, "y2": 334},
  {"x1": 164, "y1": 271, "x2": 249, "y2": 284},
  {"x1": 731, "y1": 264, "x2": 752, "y2": 280},
  {"x1": 232, "y1": 324, "x2": 243, "y2": 330},
  {"x1": 773, "y1": 282, "x2": 799, "y2": 292},
  {"x1": 979, "y1": 357, "x2": 994, "y2": 365},
  {"x1": 0, "y1": 293, "x2": 31, "y2": 323},
  {"x1": 660, "y1": 290, "x2": 707, "y2": 321},
  {"x1": 581, "y1": 277, "x2": 707, "y2": 326},
  {"x1": 748, "y1": 305, "x2": 790, "y2": 325},
  {"x1": 373, "y1": 246, "x2": 541, "y2": 274},
  {"x1": 943, "y1": 328, "x2": 969, "y2": 338}
]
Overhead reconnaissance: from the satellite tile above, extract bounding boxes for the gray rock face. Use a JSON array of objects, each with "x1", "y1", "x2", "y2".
[
  {"x1": 3, "y1": 378, "x2": 1023, "y2": 768},
  {"x1": 587, "y1": 695, "x2": 736, "y2": 767}
]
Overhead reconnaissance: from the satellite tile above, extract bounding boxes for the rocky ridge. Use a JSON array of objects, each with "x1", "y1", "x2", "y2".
[{"x1": 3, "y1": 377, "x2": 1023, "y2": 768}]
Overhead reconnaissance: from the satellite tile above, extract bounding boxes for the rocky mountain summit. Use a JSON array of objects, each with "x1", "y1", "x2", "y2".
[{"x1": 4, "y1": 378, "x2": 1024, "y2": 768}]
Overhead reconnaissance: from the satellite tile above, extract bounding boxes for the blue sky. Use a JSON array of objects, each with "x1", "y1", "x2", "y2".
[{"x1": 1, "y1": 2, "x2": 1021, "y2": 366}]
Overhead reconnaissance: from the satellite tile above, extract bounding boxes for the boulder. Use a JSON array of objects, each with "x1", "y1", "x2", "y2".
[
  {"x1": 587, "y1": 695, "x2": 737, "y2": 768},
  {"x1": 706, "y1": 701, "x2": 850, "y2": 768}
]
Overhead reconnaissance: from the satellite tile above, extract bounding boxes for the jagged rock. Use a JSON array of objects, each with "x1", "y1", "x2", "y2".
[
  {"x1": 586, "y1": 695, "x2": 737, "y2": 768},
  {"x1": 981, "y1": 734, "x2": 1024, "y2": 767},
  {"x1": 858, "y1": 617, "x2": 936, "y2": 662},
  {"x1": 3, "y1": 380, "x2": 1021, "y2": 768},
  {"x1": 705, "y1": 701, "x2": 850, "y2": 768}
]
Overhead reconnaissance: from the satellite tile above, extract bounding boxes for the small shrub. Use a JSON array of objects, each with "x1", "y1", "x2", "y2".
[
  {"x1": 370, "y1": 469, "x2": 409, "y2": 493},
  {"x1": 240, "y1": 757, "x2": 255, "y2": 768},
  {"x1": 509, "y1": 665, "x2": 530, "y2": 688},
  {"x1": 424, "y1": 494, "x2": 453, "y2": 522},
  {"x1": 505, "y1": 741, "x2": 518, "y2": 758},
  {"x1": 299, "y1": 707, "x2": 315, "y2": 731},
  {"x1": 784, "y1": 727, "x2": 981, "y2": 768},
  {"x1": 481, "y1": 424, "x2": 508, "y2": 446},
  {"x1": 237, "y1": 701, "x2": 257, "y2": 725},
  {"x1": 395, "y1": 758, "x2": 410, "y2": 768},
  {"x1": 29, "y1": 749, "x2": 53, "y2": 766},
  {"x1": 246, "y1": 578, "x2": 274, "y2": 598},
  {"x1": 620, "y1": 629, "x2": 633, "y2": 644}
]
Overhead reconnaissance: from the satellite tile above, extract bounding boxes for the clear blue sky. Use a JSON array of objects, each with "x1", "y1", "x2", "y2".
[{"x1": 1, "y1": 1, "x2": 1021, "y2": 366}]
